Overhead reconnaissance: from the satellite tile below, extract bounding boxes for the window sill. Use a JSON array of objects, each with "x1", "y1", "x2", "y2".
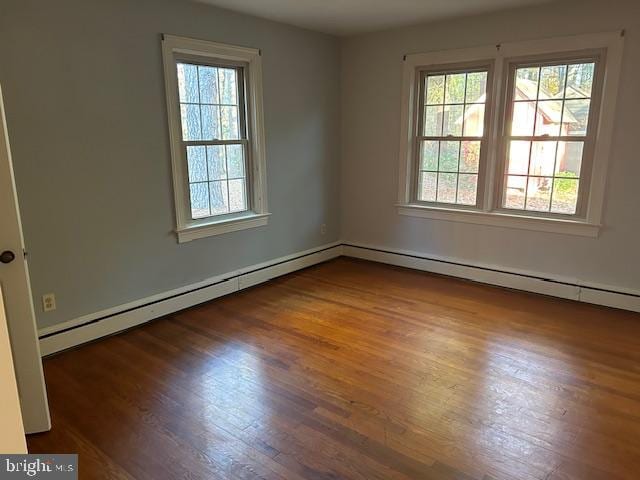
[
  {"x1": 177, "y1": 212, "x2": 270, "y2": 243},
  {"x1": 396, "y1": 204, "x2": 600, "y2": 237}
]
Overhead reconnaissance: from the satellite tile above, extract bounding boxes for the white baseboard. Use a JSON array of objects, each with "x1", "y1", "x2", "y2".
[
  {"x1": 39, "y1": 242, "x2": 343, "y2": 356},
  {"x1": 342, "y1": 242, "x2": 640, "y2": 313},
  {"x1": 578, "y1": 287, "x2": 640, "y2": 312}
]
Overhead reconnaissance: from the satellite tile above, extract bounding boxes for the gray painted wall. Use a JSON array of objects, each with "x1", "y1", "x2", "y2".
[
  {"x1": 0, "y1": 0, "x2": 341, "y2": 329},
  {"x1": 341, "y1": 0, "x2": 640, "y2": 291}
]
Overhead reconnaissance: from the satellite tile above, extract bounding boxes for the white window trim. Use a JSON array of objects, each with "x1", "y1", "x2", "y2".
[
  {"x1": 397, "y1": 32, "x2": 624, "y2": 237},
  {"x1": 161, "y1": 34, "x2": 269, "y2": 243}
]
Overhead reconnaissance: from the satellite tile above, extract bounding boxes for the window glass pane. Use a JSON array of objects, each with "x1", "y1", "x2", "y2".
[
  {"x1": 539, "y1": 65, "x2": 566, "y2": 99},
  {"x1": 556, "y1": 141, "x2": 583, "y2": 177},
  {"x1": 525, "y1": 177, "x2": 552, "y2": 211},
  {"x1": 201, "y1": 105, "x2": 221, "y2": 140},
  {"x1": 512, "y1": 101, "x2": 536, "y2": 136},
  {"x1": 174, "y1": 59, "x2": 249, "y2": 222},
  {"x1": 563, "y1": 99, "x2": 591, "y2": 136},
  {"x1": 507, "y1": 140, "x2": 530, "y2": 175},
  {"x1": 209, "y1": 180, "x2": 229, "y2": 215},
  {"x1": 187, "y1": 146, "x2": 207, "y2": 183},
  {"x1": 226, "y1": 145, "x2": 245, "y2": 178},
  {"x1": 445, "y1": 73, "x2": 466, "y2": 104},
  {"x1": 535, "y1": 101, "x2": 563, "y2": 136},
  {"x1": 220, "y1": 106, "x2": 240, "y2": 140},
  {"x1": 457, "y1": 174, "x2": 478, "y2": 205},
  {"x1": 198, "y1": 66, "x2": 219, "y2": 104},
  {"x1": 442, "y1": 105, "x2": 463, "y2": 136},
  {"x1": 421, "y1": 141, "x2": 439, "y2": 170},
  {"x1": 206, "y1": 145, "x2": 226, "y2": 180},
  {"x1": 177, "y1": 63, "x2": 199, "y2": 103},
  {"x1": 419, "y1": 172, "x2": 437, "y2": 202},
  {"x1": 439, "y1": 141, "x2": 460, "y2": 172},
  {"x1": 460, "y1": 141, "x2": 480, "y2": 173},
  {"x1": 425, "y1": 75, "x2": 445, "y2": 105},
  {"x1": 504, "y1": 60, "x2": 595, "y2": 217},
  {"x1": 437, "y1": 173, "x2": 457, "y2": 203},
  {"x1": 566, "y1": 63, "x2": 595, "y2": 98},
  {"x1": 515, "y1": 67, "x2": 539, "y2": 101},
  {"x1": 424, "y1": 105, "x2": 443, "y2": 136},
  {"x1": 219, "y1": 68, "x2": 238, "y2": 105},
  {"x1": 465, "y1": 72, "x2": 487, "y2": 103},
  {"x1": 418, "y1": 68, "x2": 488, "y2": 207},
  {"x1": 228, "y1": 179, "x2": 247, "y2": 212},
  {"x1": 528, "y1": 141, "x2": 557, "y2": 177},
  {"x1": 180, "y1": 104, "x2": 201, "y2": 141},
  {"x1": 190, "y1": 183, "x2": 210, "y2": 218},
  {"x1": 551, "y1": 178, "x2": 579, "y2": 214},
  {"x1": 463, "y1": 104, "x2": 484, "y2": 137},
  {"x1": 504, "y1": 176, "x2": 526, "y2": 209}
]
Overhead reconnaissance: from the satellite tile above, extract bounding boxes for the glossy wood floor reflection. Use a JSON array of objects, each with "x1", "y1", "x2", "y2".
[{"x1": 28, "y1": 258, "x2": 640, "y2": 480}]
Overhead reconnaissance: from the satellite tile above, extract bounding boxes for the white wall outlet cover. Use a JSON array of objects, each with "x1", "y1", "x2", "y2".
[{"x1": 42, "y1": 294, "x2": 56, "y2": 312}]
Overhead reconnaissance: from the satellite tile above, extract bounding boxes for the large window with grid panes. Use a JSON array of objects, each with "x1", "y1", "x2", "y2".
[
  {"x1": 398, "y1": 33, "x2": 624, "y2": 236},
  {"x1": 417, "y1": 66, "x2": 491, "y2": 207},
  {"x1": 162, "y1": 35, "x2": 268, "y2": 243},
  {"x1": 499, "y1": 59, "x2": 597, "y2": 216}
]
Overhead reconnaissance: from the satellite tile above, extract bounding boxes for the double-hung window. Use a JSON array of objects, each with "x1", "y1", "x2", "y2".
[
  {"x1": 501, "y1": 59, "x2": 598, "y2": 216},
  {"x1": 417, "y1": 66, "x2": 491, "y2": 207},
  {"x1": 398, "y1": 32, "x2": 624, "y2": 236},
  {"x1": 162, "y1": 35, "x2": 268, "y2": 242}
]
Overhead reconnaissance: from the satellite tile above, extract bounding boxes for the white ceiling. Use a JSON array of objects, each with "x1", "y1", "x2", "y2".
[{"x1": 195, "y1": 0, "x2": 554, "y2": 36}]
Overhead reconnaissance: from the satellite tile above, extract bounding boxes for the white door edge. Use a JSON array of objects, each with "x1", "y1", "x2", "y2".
[{"x1": 0, "y1": 83, "x2": 51, "y2": 434}]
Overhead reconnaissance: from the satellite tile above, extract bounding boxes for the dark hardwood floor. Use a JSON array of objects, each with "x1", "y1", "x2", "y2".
[{"x1": 27, "y1": 257, "x2": 640, "y2": 480}]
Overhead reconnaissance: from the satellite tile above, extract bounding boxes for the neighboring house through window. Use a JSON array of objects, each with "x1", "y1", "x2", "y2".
[{"x1": 501, "y1": 61, "x2": 597, "y2": 216}]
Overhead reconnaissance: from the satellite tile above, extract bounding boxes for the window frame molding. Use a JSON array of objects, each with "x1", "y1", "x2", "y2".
[
  {"x1": 161, "y1": 34, "x2": 269, "y2": 243},
  {"x1": 397, "y1": 32, "x2": 624, "y2": 237}
]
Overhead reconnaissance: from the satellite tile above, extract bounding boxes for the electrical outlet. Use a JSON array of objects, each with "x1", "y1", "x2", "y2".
[
  {"x1": 320, "y1": 223, "x2": 327, "y2": 235},
  {"x1": 42, "y1": 293, "x2": 56, "y2": 312}
]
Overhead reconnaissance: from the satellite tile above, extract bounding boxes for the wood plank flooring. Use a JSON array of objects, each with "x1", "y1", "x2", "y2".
[{"x1": 27, "y1": 257, "x2": 640, "y2": 479}]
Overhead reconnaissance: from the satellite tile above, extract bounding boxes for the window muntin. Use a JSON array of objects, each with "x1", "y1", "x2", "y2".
[
  {"x1": 501, "y1": 60, "x2": 598, "y2": 216},
  {"x1": 176, "y1": 62, "x2": 249, "y2": 219},
  {"x1": 416, "y1": 68, "x2": 489, "y2": 206}
]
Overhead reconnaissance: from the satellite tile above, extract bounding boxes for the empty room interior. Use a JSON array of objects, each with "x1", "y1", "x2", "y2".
[{"x1": 1, "y1": 0, "x2": 640, "y2": 478}]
